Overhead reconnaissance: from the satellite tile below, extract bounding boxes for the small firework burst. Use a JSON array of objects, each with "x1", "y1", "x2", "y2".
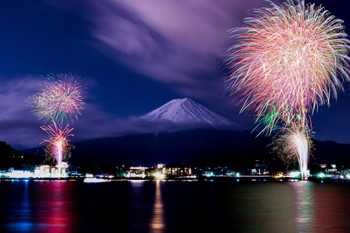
[{"x1": 30, "y1": 73, "x2": 86, "y2": 124}]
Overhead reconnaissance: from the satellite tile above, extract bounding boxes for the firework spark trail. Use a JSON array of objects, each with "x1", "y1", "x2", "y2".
[
  {"x1": 273, "y1": 125, "x2": 311, "y2": 179},
  {"x1": 30, "y1": 73, "x2": 85, "y2": 124},
  {"x1": 40, "y1": 119, "x2": 74, "y2": 169},
  {"x1": 227, "y1": 0, "x2": 350, "y2": 134},
  {"x1": 293, "y1": 133, "x2": 309, "y2": 179},
  {"x1": 287, "y1": 128, "x2": 310, "y2": 179},
  {"x1": 29, "y1": 73, "x2": 85, "y2": 177},
  {"x1": 227, "y1": 0, "x2": 350, "y2": 178}
]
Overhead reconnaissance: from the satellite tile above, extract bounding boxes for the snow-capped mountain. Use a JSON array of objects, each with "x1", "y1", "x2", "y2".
[{"x1": 140, "y1": 98, "x2": 233, "y2": 127}]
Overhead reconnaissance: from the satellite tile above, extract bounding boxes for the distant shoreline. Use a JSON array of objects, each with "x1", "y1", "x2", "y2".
[{"x1": 1, "y1": 176, "x2": 349, "y2": 183}]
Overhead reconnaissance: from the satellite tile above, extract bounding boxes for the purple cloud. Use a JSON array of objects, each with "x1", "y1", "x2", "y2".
[
  {"x1": 0, "y1": 76, "x2": 118, "y2": 148},
  {"x1": 87, "y1": 0, "x2": 273, "y2": 109},
  {"x1": 0, "y1": 76, "x2": 186, "y2": 149},
  {"x1": 0, "y1": 76, "x2": 44, "y2": 148},
  {"x1": 1, "y1": 1, "x2": 284, "y2": 149}
]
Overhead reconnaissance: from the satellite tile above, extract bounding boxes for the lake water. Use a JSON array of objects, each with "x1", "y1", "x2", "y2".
[{"x1": 0, "y1": 179, "x2": 349, "y2": 233}]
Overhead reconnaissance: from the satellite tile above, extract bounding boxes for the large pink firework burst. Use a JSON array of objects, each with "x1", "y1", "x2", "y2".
[
  {"x1": 227, "y1": 0, "x2": 350, "y2": 134},
  {"x1": 30, "y1": 73, "x2": 85, "y2": 124},
  {"x1": 40, "y1": 119, "x2": 74, "y2": 166}
]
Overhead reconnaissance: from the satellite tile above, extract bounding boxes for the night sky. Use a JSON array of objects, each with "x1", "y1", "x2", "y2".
[{"x1": 1, "y1": 0, "x2": 350, "y2": 149}]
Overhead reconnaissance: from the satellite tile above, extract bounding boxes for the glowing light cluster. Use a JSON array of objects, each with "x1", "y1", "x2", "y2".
[
  {"x1": 227, "y1": 0, "x2": 350, "y2": 133},
  {"x1": 30, "y1": 73, "x2": 85, "y2": 124},
  {"x1": 153, "y1": 172, "x2": 165, "y2": 181}
]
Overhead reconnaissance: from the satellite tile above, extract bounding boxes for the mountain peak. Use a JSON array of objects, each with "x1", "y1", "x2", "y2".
[
  {"x1": 140, "y1": 98, "x2": 233, "y2": 127},
  {"x1": 180, "y1": 97, "x2": 190, "y2": 102}
]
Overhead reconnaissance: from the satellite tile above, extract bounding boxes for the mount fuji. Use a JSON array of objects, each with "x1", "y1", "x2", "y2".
[
  {"x1": 23, "y1": 98, "x2": 348, "y2": 165},
  {"x1": 140, "y1": 98, "x2": 234, "y2": 128}
]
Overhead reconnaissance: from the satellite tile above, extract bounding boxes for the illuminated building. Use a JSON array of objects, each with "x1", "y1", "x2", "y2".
[
  {"x1": 125, "y1": 166, "x2": 149, "y2": 178},
  {"x1": 34, "y1": 165, "x2": 51, "y2": 178},
  {"x1": 250, "y1": 160, "x2": 268, "y2": 175},
  {"x1": 51, "y1": 162, "x2": 69, "y2": 178},
  {"x1": 3, "y1": 169, "x2": 33, "y2": 178},
  {"x1": 33, "y1": 162, "x2": 69, "y2": 178},
  {"x1": 165, "y1": 165, "x2": 192, "y2": 177},
  {"x1": 202, "y1": 170, "x2": 214, "y2": 177}
]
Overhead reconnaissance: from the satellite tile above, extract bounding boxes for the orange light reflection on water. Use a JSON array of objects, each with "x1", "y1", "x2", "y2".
[{"x1": 150, "y1": 181, "x2": 165, "y2": 233}]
